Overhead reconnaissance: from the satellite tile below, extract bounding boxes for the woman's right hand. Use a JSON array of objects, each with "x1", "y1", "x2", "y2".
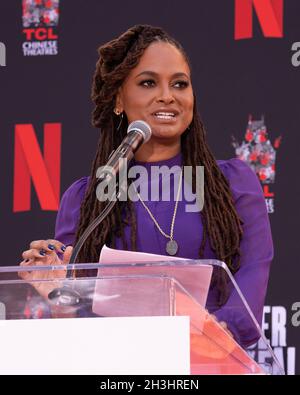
[{"x1": 19, "y1": 240, "x2": 73, "y2": 301}]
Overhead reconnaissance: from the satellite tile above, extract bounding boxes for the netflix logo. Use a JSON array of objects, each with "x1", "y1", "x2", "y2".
[
  {"x1": 13, "y1": 123, "x2": 61, "y2": 212},
  {"x1": 235, "y1": 0, "x2": 284, "y2": 40}
]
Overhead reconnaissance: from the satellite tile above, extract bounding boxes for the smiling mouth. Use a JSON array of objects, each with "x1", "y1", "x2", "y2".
[{"x1": 152, "y1": 111, "x2": 177, "y2": 120}]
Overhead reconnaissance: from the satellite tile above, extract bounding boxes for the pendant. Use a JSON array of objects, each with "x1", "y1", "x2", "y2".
[{"x1": 166, "y1": 239, "x2": 178, "y2": 256}]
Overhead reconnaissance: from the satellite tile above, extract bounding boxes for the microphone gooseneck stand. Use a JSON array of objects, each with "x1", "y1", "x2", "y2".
[{"x1": 48, "y1": 187, "x2": 120, "y2": 306}]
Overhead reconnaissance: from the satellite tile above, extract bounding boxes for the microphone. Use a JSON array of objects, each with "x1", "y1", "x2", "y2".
[
  {"x1": 96, "y1": 120, "x2": 152, "y2": 185},
  {"x1": 48, "y1": 120, "x2": 151, "y2": 306}
]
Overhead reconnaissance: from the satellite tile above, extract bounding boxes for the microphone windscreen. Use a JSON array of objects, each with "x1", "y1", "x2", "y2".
[{"x1": 127, "y1": 120, "x2": 152, "y2": 143}]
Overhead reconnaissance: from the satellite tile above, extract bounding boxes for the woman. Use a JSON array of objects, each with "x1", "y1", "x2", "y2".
[{"x1": 19, "y1": 25, "x2": 273, "y2": 346}]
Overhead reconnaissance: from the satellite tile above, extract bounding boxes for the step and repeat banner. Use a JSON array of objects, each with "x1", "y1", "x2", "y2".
[{"x1": 0, "y1": 0, "x2": 299, "y2": 374}]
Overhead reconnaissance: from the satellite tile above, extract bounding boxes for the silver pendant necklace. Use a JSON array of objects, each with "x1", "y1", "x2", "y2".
[
  {"x1": 133, "y1": 168, "x2": 182, "y2": 256},
  {"x1": 166, "y1": 239, "x2": 178, "y2": 256}
]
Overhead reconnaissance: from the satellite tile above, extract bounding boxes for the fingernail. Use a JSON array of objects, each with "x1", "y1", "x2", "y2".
[
  {"x1": 48, "y1": 244, "x2": 55, "y2": 250},
  {"x1": 61, "y1": 245, "x2": 66, "y2": 252},
  {"x1": 39, "y1": 249, "x2": 46, "y2": 256}
]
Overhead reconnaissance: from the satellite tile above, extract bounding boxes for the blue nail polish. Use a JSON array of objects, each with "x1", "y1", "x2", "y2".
[
  {"x1": 39, "y1": 250, "x2": 46, "y2": 256},
  {"x1": 61, "y1": 245, "x2": 66, "y2": 252},
  {"x1": 48, "y1": 244, "x2": 55, "y2": 250}
]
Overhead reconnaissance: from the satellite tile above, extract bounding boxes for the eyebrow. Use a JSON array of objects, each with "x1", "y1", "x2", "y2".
[{"x1": 135, "y1": 71, "x2": 190, "y2": 79}]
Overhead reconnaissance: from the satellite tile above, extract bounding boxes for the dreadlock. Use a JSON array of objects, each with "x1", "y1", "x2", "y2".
[{"x1": 74, "y1": 24, "x2": 243, "y2": 304}]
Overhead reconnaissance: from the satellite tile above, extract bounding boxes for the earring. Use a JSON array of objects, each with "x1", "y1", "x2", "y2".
[
  {"x1": 116, "y1": 111, "x2": 124, "y2": 131},
  {"x1": 114, "y1": 108, "x2": 121, "y2": 116}
]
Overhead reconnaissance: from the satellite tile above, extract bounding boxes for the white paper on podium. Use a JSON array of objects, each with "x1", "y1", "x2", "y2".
[
  {"x1": 92, "y1": 246, "x2": 213, "y2": 317},
  {"x1": 0, "y1": 316, "x2": 190, "y2": 374}
]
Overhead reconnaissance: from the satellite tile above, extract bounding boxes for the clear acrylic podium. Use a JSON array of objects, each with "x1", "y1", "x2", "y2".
[{"x1": 0, "y1": 259, "x2": 284, "y2": 375}]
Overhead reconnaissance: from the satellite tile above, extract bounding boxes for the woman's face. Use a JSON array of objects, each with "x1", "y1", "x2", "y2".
[{"x1": 116, "y1": 42, "x2": 194, "y2": 141}]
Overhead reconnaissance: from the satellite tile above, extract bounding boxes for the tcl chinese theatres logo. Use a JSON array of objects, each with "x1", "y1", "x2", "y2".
[
  {"x1": 232, "y1": 116, "x2": 281, "y2": 214},
  {"x1": 22, "y1": 0, "x2": 60, "y2": 56}
]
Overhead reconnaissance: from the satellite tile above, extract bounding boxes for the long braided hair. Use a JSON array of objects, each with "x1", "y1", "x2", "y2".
[{"x1": 74, "y1": 24, "x2": 243, "y2": 304}]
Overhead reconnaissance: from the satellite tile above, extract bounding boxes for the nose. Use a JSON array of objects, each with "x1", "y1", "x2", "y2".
[{"x1": 156, "y1": 84, "x2": 175, "y2": 104}]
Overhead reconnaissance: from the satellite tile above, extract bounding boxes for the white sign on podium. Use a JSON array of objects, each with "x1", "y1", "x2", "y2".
[{"x1": 0, "y1": 316, "x2": 190, "y2": 375}]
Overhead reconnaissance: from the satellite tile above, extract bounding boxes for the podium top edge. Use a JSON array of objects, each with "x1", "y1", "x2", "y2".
[{"x1": 0, "y1": 259, "x2": 227, "y2": 273}]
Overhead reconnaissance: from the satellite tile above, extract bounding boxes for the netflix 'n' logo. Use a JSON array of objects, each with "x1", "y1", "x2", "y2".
[
  {"x1": 235, "y1": 0, "x2": 284, "y2": 40},
  {"x1": 14, "y1": 123, "x2": 61, "y2": 212}
]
